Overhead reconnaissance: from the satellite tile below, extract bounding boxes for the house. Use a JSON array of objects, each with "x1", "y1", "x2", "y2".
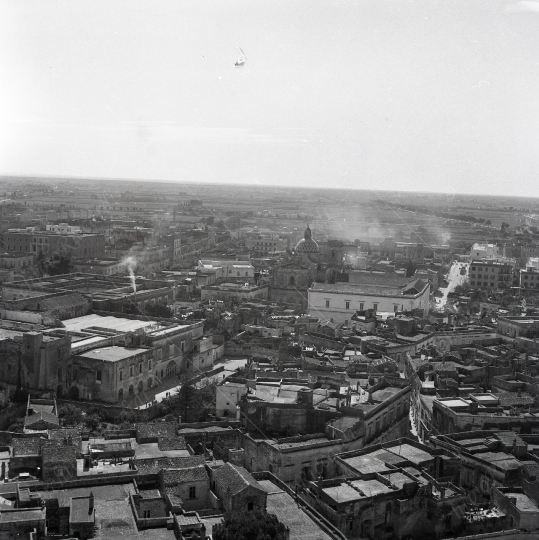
[
  {"x1": 159, "y1": 465, "x2": 210, "y2": 512},
  {"x1": 210, "y1": 463, "x2": 267, "y2": 513}
]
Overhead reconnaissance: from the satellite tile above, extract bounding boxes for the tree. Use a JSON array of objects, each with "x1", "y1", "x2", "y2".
[
  {"x1": 145, "y1": 303, "x2": 173, "y2": 318},
  {"x1": 160, "y1": 378, "x2": 216, "y2": 423},
  {"x1": 213, "y1": 510, "x2": 288, "y2": 540},
  {"x1": 58, "y1": 404, "x2": 84, "y2": 427},
  {"x1": 41, "y1": 253, "x2": 74, "y2": 276},
  {"x1": 405, "y1": 259, "x2": 417, "y2": 278}
]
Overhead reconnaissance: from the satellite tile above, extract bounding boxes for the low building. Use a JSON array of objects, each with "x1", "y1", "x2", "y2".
[
  {"x1": 470, "y1": 243, "x2": 500, "y2": 260},
  {"x1": 308, "y1": 276, "x2": 430, "y2": 324},
  {"x1": 200, "y1": 282, "x2": 269, "y2": 303},
  {"x1": 210, "y1": 462, "x2": 267, "y2": 513}
]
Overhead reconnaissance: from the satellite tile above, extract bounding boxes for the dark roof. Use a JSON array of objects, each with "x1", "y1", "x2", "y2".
[
  {"x1": 135, "y1": 455, "x2": 205, "y2": 475},
  {"x1": 12, "y1": 436, "x2": 43, "y2": 456},
  {"x1": 212, "y1": 463, "x2": 262, "y2": 495},
  {"x1": 48, "y1": 428, "x2": 82, "y2": 439},
  {"x1": 42, "y1": 444, "x2": 77, "y2": 463},
  {"x1": 158, "y1": 436, "x2": 187, "y2": 451},
  {"x1": 495, "y1": 392, "x2": 535, "y2": 407},
  {"x1": 136, "y1": 422, "x2": 176, "y2": 440},
  {"x1": 24, "y1": 411, "x2": 60, "y2": 428},
  {"x1": 161, "y1": 465, "x2": 209, "y2": 486}
]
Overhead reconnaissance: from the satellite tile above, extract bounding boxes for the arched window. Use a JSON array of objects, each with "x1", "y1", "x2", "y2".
[
  {"x1": 147, "y1": 377, "x2": 153, "y2": 389},
  {"x1": 118, "y1": 388, "x2": 124, "y2": 401},
  {"x1": 138, "y1": 380, "x2": 143, "y2": 394},
  {"x1": 129, "y1": 385, "x2": 134, "y2": 397},
  {"x1": 289, "y1": 276, "x2": 295, "y2": 286}
]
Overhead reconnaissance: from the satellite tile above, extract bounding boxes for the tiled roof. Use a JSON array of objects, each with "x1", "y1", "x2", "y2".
[
  {"x1": 42, "y1": 444, "x2": 77, "y2": 463},
  {"x1": 158, "y1": 436, "x2": 187, "y2": 451},
  {"x1": 136, "y1": 422, "x2": 176, "y2": 440},
  {"x1": 212, "y1": 463, "x2": 261, "y2": 495},
  {"x1": 48, "y1": 428, "x2": 82, "y2": 439},
  {"x1": 12, "y1": 436, "x2": 43, "y2": 456},
  {"x1": 161, "y1": 465, "x2": 208, "y2": 486},
  {"x1": 135, "y1": 455, "x2": 205, "y2": 474},
  {"x1": 175, "y1": 513, "x2": 202, "y2": 526},
  {"x1": 24, "y1": 411, "x2": 60, "y2": 428},
  {"x1": 496, "y1": 391, "x2": 535, "y2": 407}
]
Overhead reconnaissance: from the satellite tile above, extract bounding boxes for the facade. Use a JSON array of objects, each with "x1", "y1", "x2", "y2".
[
  {"x1": 468, "y1": 260, "x2": 514, "y2": 289},
  {"x1": 0, "y1": 252, "x2": 34, "y2": 269},
  {"x1": 245, "y1": 232, "x2": 289, "y2": 256},
  {"x1": 197, "y1": 259, "x2": 255, "y2": 284},
  {"x1": 308, "y1": 278, "x2": 430, "y2": 324},
  {"x1": 216, "y1": 381, "x2": 248, "y2": 418},
  {"x1": 0, "y1": 230, "x2": 105, "y2": 258},
  {"x1": 68, "y1": 346, "x2": 155, "y2": 403},
  {"x1": 0, "y1": 329, "x2": 71, "y2": 392},
  {"x1": 200, "y1": 283, "x2": 268, "y2": 302}
]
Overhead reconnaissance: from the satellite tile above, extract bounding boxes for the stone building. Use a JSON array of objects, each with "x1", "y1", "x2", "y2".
[
  {"x1": 0, "y1": 329, "x2": 71, "y2": 392},
  {"x1": 210, "y1": 462, "x2": 267, "y2": 513},
  {"x1": 68, "y1": 345, "x2": 155, "y2": 403},
  {"x1": 159, "y1": 465, "x2": 210, "y2": 512}
]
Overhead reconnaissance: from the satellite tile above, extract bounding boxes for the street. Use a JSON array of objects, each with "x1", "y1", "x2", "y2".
[{"x1": 435, "y1": 261, "x2": 469, "y2": 310}]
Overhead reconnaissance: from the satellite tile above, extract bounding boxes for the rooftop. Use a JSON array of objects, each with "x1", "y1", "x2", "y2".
[{"x1": 77, "y1": 346, "x2": 149, "y2": 362}]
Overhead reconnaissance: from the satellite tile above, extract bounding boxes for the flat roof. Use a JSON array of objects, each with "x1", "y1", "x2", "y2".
[
  {"x1": 78, "y1": 346, "x2": 148, "y2": 362},
  {"x1": 63, "y1": 313, "x2": 155, "y2": 333},
  {"x1": 341, "y1": 453, "x2": 390, "y2": 475},
  {"x1": 506, "y1": 492, "x2": 539, "y2": 512}
]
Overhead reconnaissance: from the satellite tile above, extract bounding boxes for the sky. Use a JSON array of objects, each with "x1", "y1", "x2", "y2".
[{"x1": 1, "y1": 0, "x2": 539, "y2": 196}]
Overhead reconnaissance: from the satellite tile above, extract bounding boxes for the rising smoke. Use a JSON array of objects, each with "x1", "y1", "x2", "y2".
[{"x1": 123, "y1": 255, "x2": 137, "y2": 293}]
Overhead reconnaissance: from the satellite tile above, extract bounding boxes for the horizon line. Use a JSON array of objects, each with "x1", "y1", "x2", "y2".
[{"x1": 0, "y1": 172, "x2": 536, "y2": 201}]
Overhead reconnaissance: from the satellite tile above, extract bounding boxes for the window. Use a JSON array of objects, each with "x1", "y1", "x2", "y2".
[
  {"x1": 96, "y1": 370, "x2": 102, "y2": 382},
  {"x1": 359, "y1": 302, "x2": 364, "y2": 310},
  {"x1": 247, "y1": 502, "x2": 254, "y2": 511},
  {"x1": 148, "y1": 360, "x2": 152, "y2": 370},
  {"x1": 394, "y1": 305, "x2": 399, "y2": 312},
  {"x1": 169, "y1": 344, "x2": 174, "y2": 356},
  {"x1": 325, "y1": 299, "x2": 330, "y2": 308},
  {"x1": 119, "y1": 370, "x2": 123, "y2": 381},
  {"x1": 181, "y1": 341, "x2": 185, "y2": 352},
  {"x1": 345, "y1": 301, "x2": 350, "y2": 309},
  {"x1": 188, "y1": 486, "x2": 196, "y2": 499},
  {"x1": 129, "y1": 366, "x2": 134, "y2": 377},
  {"x1": 373, "y1": 303, "x2": 378, "y2": 312},
  {"x1": 139, "y1": 363, "x2": 143, "y2": 374},
  {"x1": 143, "y1": 510, "x2": 151, "y2": 518}
]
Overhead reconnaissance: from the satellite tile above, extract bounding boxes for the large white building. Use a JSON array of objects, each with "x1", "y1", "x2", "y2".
[
  {"x1": 469, "y1": 243, "x2": 500, "y2": 260},
  {"x1": 308, "y1": 275, "x2": 430, "y2": 324},
  {"x1": 198, "y1": 259, "x2": 255, "y2": 283}
]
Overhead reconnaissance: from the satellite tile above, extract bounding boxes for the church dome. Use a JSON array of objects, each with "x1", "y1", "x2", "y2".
[{"x1": 295, "y1": 225, "x2": 319, "y2": 253}]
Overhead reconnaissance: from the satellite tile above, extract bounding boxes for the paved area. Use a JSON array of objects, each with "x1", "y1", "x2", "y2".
[
  {"x1": 258, "y1": 479, "x2": 333, "y2": 540},
  {"x1": 436, "y1": 261, "x2": 468, "y2": 310}
]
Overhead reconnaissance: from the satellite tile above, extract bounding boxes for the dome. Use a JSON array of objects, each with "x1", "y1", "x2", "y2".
[{"x1": 296, "y1": 225, "x2": 319, "y2": 253}]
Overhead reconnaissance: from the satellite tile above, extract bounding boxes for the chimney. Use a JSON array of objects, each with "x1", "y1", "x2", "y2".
[
  {"x1": 317, "y1": 475, "x2": 323, "y2": 499},
  {"x1": 89, "y1": 491, "x2": 94, "y2": 515}
]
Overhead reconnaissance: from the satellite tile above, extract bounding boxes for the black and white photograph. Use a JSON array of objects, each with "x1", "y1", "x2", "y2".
[{"x1": 1, "y1": 1, "x2": 539, "y2": 539}]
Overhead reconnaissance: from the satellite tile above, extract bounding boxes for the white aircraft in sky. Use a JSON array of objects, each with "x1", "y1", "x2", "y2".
[{"x1": 235, "y1": 47, "x2": 246, "y2": 67}]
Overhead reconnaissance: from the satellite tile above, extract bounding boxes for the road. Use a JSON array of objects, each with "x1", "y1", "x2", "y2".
[{"x1": 435, "y1": 261, "x2": 469, "y2": 310}]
